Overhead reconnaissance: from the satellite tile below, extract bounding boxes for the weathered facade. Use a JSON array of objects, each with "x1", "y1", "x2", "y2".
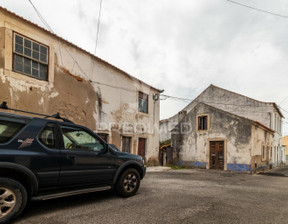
[
  {"x1": 0, "y1": 7, "x2": 161, "y2": 163},
  {"x1": 172, "y1": 103, "x2": 274, "y2": 171},
  {"x1": 161, "y1": 85, "x2": 284, "y2": 170},
  {"x1": 282, "y1": 136, "x2": 288, "y2": 162}
]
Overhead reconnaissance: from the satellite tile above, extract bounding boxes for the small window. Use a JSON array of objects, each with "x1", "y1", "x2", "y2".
[
  {"x1": 13, "y1": 33, "x2": 49, "y2": 81},
  {"x1": 198, "y1": 115, "x2": 208, "y2": 131},
  {"x1": 138, "y1": 92, "x2": 148, "y2": 114},
  {"x1": 39, "y1": 124, "x2": 55, "y2": 148},
  {"x1": 0, "y1": 118, "x2": 26, "y2": 143},
  {"x1": 61, "y1": 126, "x2": 104, "y2": 152},
  {"x1": 122, "y1": 136, "x2": 131, "y2": 153},
  {"x1": 262, "y1": 146, "x2": 265, "y2": 160}
]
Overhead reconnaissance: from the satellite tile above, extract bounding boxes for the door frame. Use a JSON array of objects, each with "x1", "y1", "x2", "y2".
[
  {"x1": 138, "y1": 138, "x2": 147, "y2": 161},
  {"x1": 207, "y1": 138, "x2": 227, "y2": 170},
  {"x1": 121, "y1": 135, "x2": 132, "y2": 153}
]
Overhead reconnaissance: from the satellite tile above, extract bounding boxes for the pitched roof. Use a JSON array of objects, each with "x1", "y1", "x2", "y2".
[
  {"x1": 171, "y1": 102, "x2": 275, "y2": 134},
  {"x1": 0, "y1": 6, "x2": 163, "y2": 93},
  {"x1": 177, "y1": 84, "x2": 283, "y2": 118},
  {"x1": 209, "y1": 85, "x2": 284, "y2": 118}
]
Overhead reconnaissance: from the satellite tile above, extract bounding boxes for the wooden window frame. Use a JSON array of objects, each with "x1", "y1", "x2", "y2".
[
  {"x1": 138, "y1": 91, "x2": 149, "y2": 114},
  {"x1": 262, "y1": 145, "x2": 266, "y2": 161},
  {"x1": 196, "y1": 114, "x2": 209, "y2": 132},
  {"x1": 13, "y1": 32, "x2": 49, "y2": 81}
]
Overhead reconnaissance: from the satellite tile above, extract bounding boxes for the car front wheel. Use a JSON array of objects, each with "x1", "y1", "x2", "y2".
[
  {"x1": 115, "y1": 168, "x2": 140, "y2": 197},
  {"x1": 0, "y1": 178, "x2": 27, "y2": 224}
]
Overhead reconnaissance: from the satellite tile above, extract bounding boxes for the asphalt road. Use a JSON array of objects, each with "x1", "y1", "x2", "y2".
[
  {"x1": 13, "y1": 168, "x2": 288, "y2": 224},
  {"x1": 261, "y1": 165, "x2": 288, "y2": 177}
]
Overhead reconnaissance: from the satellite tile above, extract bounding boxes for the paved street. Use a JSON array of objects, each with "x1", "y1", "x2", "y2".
[
  {"x1": 261, "y1": 165, "x2": 288, "y2": 177},
  {"x1": 14, "y1": 167, "x2": 288, "y2": 224}
]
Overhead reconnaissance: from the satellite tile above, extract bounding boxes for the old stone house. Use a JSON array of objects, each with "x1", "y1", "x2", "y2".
[
  {"x1": 160, "y1": 84, "x2": 284, "y2": 170},
  {"x1": 171, "y1": 103, "x2": 274, "y2": 171},
  {"x1": 0, "y1": 7, "x2": 162, "y2": 163}
]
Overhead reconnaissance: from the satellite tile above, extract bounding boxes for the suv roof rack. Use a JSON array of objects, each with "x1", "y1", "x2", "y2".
[{"x1": 0, "y1": 101, "x2": 73, "y2": 123}]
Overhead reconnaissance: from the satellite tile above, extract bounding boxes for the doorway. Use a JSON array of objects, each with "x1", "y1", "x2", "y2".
[
  {"x1": 122, "y1": 136, "x2": 131, "y2": 153},
  {"x1": 138, "y1": 138, "x2": 146, "y2": 160},
  {"x1": 210, "y1": 141, "x2": 224, "y2": 170}
]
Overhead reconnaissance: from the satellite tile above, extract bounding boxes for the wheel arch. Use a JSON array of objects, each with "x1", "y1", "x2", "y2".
[
  {"x1": 0, "y1": 162, "x2": 39, "y2": 196},
  {"x1": 113, "y1": 161, "x2": 144, "y2": 185}
]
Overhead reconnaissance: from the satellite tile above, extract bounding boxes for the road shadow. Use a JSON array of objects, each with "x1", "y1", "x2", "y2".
[
  {"x1": 259, "y1": 172, "x2": 287, "y2": 177},
  {"x1": 14, "y1": 190, "x2": 118, "y2": 223}
]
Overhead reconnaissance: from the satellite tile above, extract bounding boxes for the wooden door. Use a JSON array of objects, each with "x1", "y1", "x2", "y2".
[
  {"x1": 210, "y1": 141, "x2": 224, "y2": 170},
  {"x1": 138, "y1": 138, "x2": 146, "y2": 160},
  {"x1": 122, "y1": 136, "x2": 131, "y2": 153}
]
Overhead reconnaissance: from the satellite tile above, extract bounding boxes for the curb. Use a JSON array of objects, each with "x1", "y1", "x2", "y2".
[{"x1": 146, "y1": 166, "x2": 172, "y2": 172}]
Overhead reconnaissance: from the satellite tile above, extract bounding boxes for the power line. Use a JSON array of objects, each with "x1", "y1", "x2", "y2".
[
  {"x1": 27, "y1": 0, "x2": 54, "y2": 32},
  {"x1": 160, "y1": 94, "x2": 193, "y2": 102},
  {"x1": 161, "y1": 94, "x2": 288, "y2": 112},
  {"x1": 226, "y1": 0, "x2": 288, "y2": 19},
  {"x1": 27, "y1": 0, "x2": 65, "y2": 65},
  {"x1": 27, "y1": 0, "x2": 89, "y2": 78},
  {"x1": 90, "y1": 0, "x2": 104, "y2": 76},
  {"x1": 279, "y1": 96, "x2": 288, "y2": 105},
  {"x1": 279, "y1": 106, "x2": 288, "y2": 115},
  {"x1": 94, "y1": 0, "x2": 103, "y2": 56},
  {"x1": 26, "y1": 0, "x2": 159, "y2": 95}
]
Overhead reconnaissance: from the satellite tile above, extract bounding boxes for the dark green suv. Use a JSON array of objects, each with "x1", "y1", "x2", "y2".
[{"x1": 0, "y1": 102, "x2": 146, "y2": 223}]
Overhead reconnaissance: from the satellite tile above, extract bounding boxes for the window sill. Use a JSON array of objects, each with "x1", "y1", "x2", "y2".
[
  {"x1": 136, "y1": 112, "x2": 149, "y2": 118},
  {"x1": 7, "y1": 70, "x2": 51, "y2": 85}
]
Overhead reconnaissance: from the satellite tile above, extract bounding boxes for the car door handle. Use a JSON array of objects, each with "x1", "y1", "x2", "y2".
[{"x1": 67, "y1": 155, "x2": 75, "y2": 160}]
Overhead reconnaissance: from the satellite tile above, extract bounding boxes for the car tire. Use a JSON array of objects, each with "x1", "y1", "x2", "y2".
[
  {"x1": 0, "y1": 178, "x2": 27, "y2": 224},
  {"x1": 115, "y1": 168, "x2": 140, "y2": 197}
]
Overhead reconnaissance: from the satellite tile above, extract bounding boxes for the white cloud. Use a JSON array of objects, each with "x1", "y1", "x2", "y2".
[{"x1": 1, "y1": 0, "x2": 288, "y2": 134}]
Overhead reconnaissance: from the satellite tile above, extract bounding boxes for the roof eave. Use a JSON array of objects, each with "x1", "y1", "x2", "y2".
[{"x1": 0, "y1": 6, "x2": 163, "y2": 93}]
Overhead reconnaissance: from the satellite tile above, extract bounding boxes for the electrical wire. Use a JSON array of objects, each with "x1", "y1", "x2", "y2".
[
  {"x1": 94, "y1": 0, "x2": 103, "y2": 56},
  {"x1": 23, "y1": 1, "x2": 152, "y2": 94},
  {"x1": 161, "y1": 93, "x2": 287, "y2": 111},
  {"x1": 27, "y1": 0, "x2": 65, "y2": 65},
  {"x1": 26, "y1": 0, "x2": 288, "y2": 109},
  {"x1": 27, "y1": 0, "x2": 54, "y2": 32},
  {"x1": 26, "y1": 0, "x2": 162, "y2": 95},
  {"x1": 279, "y1": 106, "x2": 288, "y2": 115},
  {"x1": 90, "y1": 0, "x2": 103, "y2": 76},
  {"x1": 226, "y1": 0, "x2": 288, "y2": 19},
  {"x1": 28, "y1": 0, "x2": 91, "y2": 74},
  {"x1": 279, "y1": 96, "x2": 288, "y2": 105},
  {"x1": 160, "y1": 94, "x2": 193, "y2": 102}
]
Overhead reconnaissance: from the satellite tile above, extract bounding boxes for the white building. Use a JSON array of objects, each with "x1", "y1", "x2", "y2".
[{"x1": 0, "y1": 7, "x2": 162, "y2": 164}]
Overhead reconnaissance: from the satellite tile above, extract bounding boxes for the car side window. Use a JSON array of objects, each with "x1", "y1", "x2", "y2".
[
  {"x1": 0, "y1": 117, "x2": 26, "y2": 143},
  {"x1": 39, "y1": 123, "x2": 55, "y2": 148},
  {"x1": 60, "y1": 125, "x2": 104, "y2": 152}
]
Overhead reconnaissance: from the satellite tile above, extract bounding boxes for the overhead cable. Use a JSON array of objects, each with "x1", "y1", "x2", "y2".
[
  {"x1": 227, "y1": 0, "x2": 288, "y2": 19},
  {"x1": 94, "y1": 0, "x2": 103, "y2": 56}
]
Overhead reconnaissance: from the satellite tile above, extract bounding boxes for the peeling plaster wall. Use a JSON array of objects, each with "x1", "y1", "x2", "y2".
[
  {"x1": 251, "y1": 126, "x2": 273, "y2": 169},
  {"x1": 0, "y1": 9, "x2": 160, "y2": 162},
  {"x1": 162, "y1": 85, "x2": 282, "y2": 165},
  {"x1": 161, "y1": 85, "x2": 280, "y2": 137},
  {"x1": 172, "y1": 103, "x2": 254, "y2": 171}
]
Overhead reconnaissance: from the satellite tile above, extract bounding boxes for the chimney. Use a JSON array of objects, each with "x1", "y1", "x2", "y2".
[{"x1": 178, "y1": 110, "x2": 187, "y2": 122}]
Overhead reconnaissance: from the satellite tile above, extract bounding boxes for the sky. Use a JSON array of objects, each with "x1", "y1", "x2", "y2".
[{"x1": 1, "y1": 0, "x2": 288, "y2": 135}]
